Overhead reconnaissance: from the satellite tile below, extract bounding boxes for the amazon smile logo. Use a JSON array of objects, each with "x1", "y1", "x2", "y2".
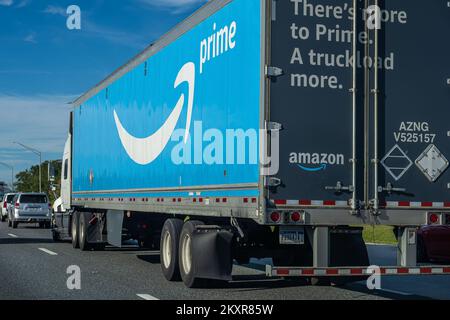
[
  {"x1": 297, "y1": 163, "x2": 327, "y2": 172},
  {"x1": 113, "y1": 62, "x2": 195, "y2": 165}
]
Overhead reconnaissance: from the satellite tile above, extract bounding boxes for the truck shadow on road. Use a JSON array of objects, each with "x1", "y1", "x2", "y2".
[
  {"x1": 345, "y1": 282, "x2": 433, "y2": 300},
  {"x1": 137, "y1": 253, "x2": 160, "y2": 264},
  {"x1": 135, "y1": 253, "x2": 314, "y2": 289},
  {"x1": 124, "y1": 251, "x2": 439, "y2": 298},
  {"x1": 0, "y1": 238, "x2": 55, "y2": 245}
]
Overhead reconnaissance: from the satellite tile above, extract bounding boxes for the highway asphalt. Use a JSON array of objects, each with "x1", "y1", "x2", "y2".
[{"x1": 0, "y1": 221, "x2": 449, "y2": 300}]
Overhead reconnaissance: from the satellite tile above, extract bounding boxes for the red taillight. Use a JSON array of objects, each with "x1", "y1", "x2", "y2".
[
  {"x1": 15, "y1": 202, "x2": 20, "y2": 209},
  {"x1": 270, "y1": 211, "x2": 281, "y2": 223},
  {"x1": 429, "y1": 213, "x2": 440, "y2": 224},
  {"x1": 291, "y1": 212, "x2": 301, "y2": 222},
  {"x1": 2, "y1": 201, "x2": 6, "y2": 209}
]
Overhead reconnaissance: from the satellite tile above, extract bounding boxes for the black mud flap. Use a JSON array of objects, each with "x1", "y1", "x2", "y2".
[
  {"x1": 330, "y1": 227, "x2": 369, "y2": 266},
  {"x1": 84, "y1": 212, "x2": 104, "y2": 244},
  {"x1": 330, "y1": 227, "x2": 370, "y2": 283},
  {"x1": 192, "y1": 228, "x2": 234, "y2": 281}
]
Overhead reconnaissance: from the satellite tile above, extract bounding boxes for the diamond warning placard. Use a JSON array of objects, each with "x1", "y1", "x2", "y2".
[
  {"x1": 415, "y1": 144, "x2": 449, "y2": 182},
  {"x1": 381, "y1": 145, "x2": 413, "y2": 181}
]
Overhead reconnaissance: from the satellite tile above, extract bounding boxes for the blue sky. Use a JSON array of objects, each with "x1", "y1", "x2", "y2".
[{"x1": 0, "y1": 0, "x2": 207, "y2": 186}]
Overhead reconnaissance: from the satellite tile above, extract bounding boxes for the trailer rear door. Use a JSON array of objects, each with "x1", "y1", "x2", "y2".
[
  {"x1": 371, "y1": 1, "x2": 450, "y2": 210},
  {"x1": 268, "y1": 0, "x2": 365, "y2": 209}
]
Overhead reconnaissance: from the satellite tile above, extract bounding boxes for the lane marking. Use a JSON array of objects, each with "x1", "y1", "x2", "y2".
[
  {"x1": 8, "y1": 233, "x2": 18, "y2": 238},
  {"x1": 379, "y1": 288, "x2": 412, "y2": 296},
  {"x1": 38, "y1": 248, "x2": 58, "y2": 256},
  {"x1": 136, "y1": 294, "x2": 159, "y2": 300}
]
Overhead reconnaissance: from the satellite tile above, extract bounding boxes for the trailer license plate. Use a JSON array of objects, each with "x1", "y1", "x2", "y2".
[{"x1": 279, "y1": 227, "x2": 304, "y2": 245}]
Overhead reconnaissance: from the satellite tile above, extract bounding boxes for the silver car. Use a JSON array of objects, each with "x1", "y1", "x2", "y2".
[
  {"x1": 8, "y1": 193, "x2": 51, "y2": 229},
  {"x1": 2, "y1": 193, "x2": 17, "y2": 222}
]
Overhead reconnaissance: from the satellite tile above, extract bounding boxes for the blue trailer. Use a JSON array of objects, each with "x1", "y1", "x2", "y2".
[{"x1": 53, "y1": 0, "x2": 450, "y2": 287}]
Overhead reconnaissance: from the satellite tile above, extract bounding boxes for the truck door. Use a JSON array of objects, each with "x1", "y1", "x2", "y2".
[
  {"x1": 268, "y1": 0, "x2": 365, "y2": 211},
  {"x1": 370, "y1": 1, "x2": 450, "y2": 211}
]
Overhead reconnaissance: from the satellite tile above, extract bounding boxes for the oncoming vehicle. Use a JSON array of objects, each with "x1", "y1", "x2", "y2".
[
  {"x1": 8, "y1": 193, "x2": 51, "y2": 229},
  {"x1": 2, "y1": 193, "x2": 17, "y2": 222}
]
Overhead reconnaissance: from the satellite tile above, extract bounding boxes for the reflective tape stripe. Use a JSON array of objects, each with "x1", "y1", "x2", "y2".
[
  {"x1": 273, "y1": 200, "x2": 349, "y2": 207},
  {"x1": 384, "y1": 201, "x2": 450, "y2": 208},
  {"x1": 270, "y1": 266, "x2": 450, "y2": 277}
]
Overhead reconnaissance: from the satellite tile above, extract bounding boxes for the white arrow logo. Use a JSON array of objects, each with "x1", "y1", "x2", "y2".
[{"x1": 113, "y1": 62, "x2": 195, "y2": 165}]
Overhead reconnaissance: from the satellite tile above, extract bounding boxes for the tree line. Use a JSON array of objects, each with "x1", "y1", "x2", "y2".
[{"x1": 14, "y1": 160, "x2": 62, "y2": 204}]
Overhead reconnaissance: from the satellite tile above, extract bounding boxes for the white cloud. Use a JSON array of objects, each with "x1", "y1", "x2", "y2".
[
  {"x1": 42, "y1": 5, "x2": 66, "y2": 16},
  {"x1": 0, "y1": 94, "x2": 77, "y2": 184},
  {"x1": 24, "y1": 32, "x2": 37, "y2": 43},
  {"x1": 0, "y1": 94, "x2": 76, "y2": 153},
  {"x1": 138, "y1": 0, "x2": 207, "y2": 14},
  {"x1": 0, "y1": 93, "x2": 76, "y2": 151},
  {"x1": 0, "y1": 0, "x2": 13, "y2": 6}
]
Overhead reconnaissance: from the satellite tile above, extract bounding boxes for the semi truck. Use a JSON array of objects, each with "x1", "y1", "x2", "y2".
[{"x1": 52, "y1": 0, "x2": 450, "y2": 288}]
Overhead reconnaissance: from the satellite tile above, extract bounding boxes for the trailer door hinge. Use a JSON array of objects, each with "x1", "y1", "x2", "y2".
[
  {"x1": 266, "y1": 66, "x2": 284, "y2": 78},
  {"x1": 265, "y1": 177, "x2": 282, "y2": 188}
]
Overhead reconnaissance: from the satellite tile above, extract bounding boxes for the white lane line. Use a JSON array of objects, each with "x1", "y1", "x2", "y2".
[
  {"x1": 8, "y1": 233, "x2": 18, "y2": 238},
  {"x1": 38, "y1": 248, "x2": 58, "y2": 256},
  {"x1": 379, "y1": 288, "x2": 412, "y2": 296},
  {"x1": 136, "y1": 294, "x2": 159, "y2": 300}
]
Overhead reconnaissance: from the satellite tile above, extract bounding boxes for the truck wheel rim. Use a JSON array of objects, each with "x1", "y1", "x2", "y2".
[
  {"x1": 162, "y1": 231, "x2": 172, "y2": 268},
  {"x1": 80, "y1": 220, "x2": 84, "y2": 241},
  {"x1": 181, "y1": 234, "x2": 192, "y2": 275},
  {"x1": 72, "y1": 219, "x2": 77, "y2": 239}
]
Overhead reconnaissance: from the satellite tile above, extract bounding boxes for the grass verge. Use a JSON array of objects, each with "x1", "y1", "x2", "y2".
[{"x1": 362, "y1": 225, "x2": 397, "y2": 245}]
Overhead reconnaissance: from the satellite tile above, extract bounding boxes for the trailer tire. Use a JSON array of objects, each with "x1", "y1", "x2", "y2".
[
  {"x1": 160, "y1": 219, "x2": 184, "y2": 281},
  {"x1": 179, "y1": 220, "x2": 205, "y2": 288},
  {"x1": 79, "y1": 213, "x2": 92, "y2": 251},
  {"x1": 71, "y1": 212, "x2": 79, "y2": 249}
]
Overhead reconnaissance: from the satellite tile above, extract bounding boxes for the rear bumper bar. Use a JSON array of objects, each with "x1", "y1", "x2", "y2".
[
  {"x1": 265, "y1": 208, "x2": 450, "y2": 227},
  {"x1": 266, "y1": 265, "x2": 450, "y2": 277},
  {"x1": 15, "y1": 217, "x2": 50, "y2": 223}
]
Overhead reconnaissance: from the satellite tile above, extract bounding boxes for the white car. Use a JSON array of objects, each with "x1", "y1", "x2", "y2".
[
  {"x1": 1, "y1": 193, "x2": 16, "y2": 222},
  {"x1": 8, "y1": 193, "x2": 51, "y2": 229}
]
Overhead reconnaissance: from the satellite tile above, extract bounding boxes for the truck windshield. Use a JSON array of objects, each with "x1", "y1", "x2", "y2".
[{"x1": 20, "y1": 195, "x2": 47, "y2": 204}]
